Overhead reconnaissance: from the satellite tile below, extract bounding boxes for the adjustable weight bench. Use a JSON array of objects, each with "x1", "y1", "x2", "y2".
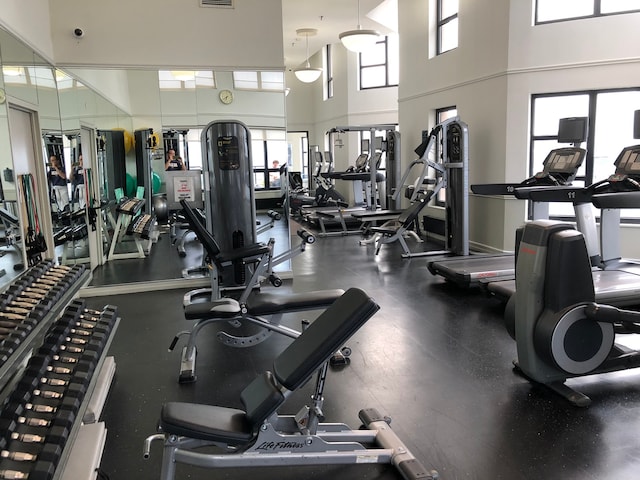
[
  {"x1": 171, "y1": 200, "x2": 345, "y2": 383},
  {"x1": 145, "y1": 288, "x2": 437, "y2": 480}
]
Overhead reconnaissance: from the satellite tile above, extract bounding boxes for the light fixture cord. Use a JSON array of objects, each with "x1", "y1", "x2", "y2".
[
  {"x1": 305, "y1": 34, "x2": 311, "y2": 68},
  {"x1": 357, "y1": 0, "x2": 362, "y2": 29}
]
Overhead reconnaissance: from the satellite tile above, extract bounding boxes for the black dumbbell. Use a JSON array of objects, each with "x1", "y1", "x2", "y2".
[{"x1": 29, "y1": 460, "x2": 57, "y2": 480}]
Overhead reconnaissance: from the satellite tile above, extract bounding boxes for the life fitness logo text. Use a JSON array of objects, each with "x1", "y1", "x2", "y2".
[{"x1": 256, "y1": 441, "x2": 306, "y2": 451}]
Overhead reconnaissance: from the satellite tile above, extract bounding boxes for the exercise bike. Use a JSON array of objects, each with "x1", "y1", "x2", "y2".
[{"x1": 509, "y1": 219, "x2": 640, "y2": 406}]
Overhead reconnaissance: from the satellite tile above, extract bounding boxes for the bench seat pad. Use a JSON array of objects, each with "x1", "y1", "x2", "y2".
[{"x1": 160, "y1": 402, "x2": 253, "y2": 444}]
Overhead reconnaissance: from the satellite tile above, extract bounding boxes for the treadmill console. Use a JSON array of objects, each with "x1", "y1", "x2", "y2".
[
  {"x1": 613, "y1": 146, "x2": 640, "y2": 177},
  {"x1": 533, "y1": 147, "x2": 586, "y2": 184}
]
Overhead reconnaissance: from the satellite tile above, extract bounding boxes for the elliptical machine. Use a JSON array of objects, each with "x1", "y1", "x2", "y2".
[{"x1": 510, "y1": 219, "x2": 640, "y2": 406}]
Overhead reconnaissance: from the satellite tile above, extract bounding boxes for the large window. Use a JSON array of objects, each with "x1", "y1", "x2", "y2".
[
  {"x1": 536, "y1": 0, "x2": 640, "y2": 24},
  {"x1": 251, "y1": 129, "x2": 287, "y2": 190},
  {"x1": 530, "y1": 88, "x2": 640, "y2": 219},
  {"x1": 359, "y1": 35, "x2": 399, "y2": 90},
  {"x1": 437, "y1": 0, "x2": 459, "y2": 55}
]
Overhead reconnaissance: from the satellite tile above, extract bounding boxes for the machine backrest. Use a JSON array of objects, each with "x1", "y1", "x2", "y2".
[
  {"x1": 274, "y1": 288, "x2": 379, "y2": 390},
  {"x1": 397, "y1": 198, "x2": 428, "y2": 227},
  {"x1": 237, "y1": 288, "x2": 378, "y2": 426},
  {"x1": 180, "y1": 199, "x2": 222, "y2": 258}
]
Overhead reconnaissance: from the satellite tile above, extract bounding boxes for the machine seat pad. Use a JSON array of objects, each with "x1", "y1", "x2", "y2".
[
  {"x1": 160, "y1": 402, "x2": 254, "y2": 444},
  {"x1": 216, "y1": 243, "x2": 271, "y2": 263},
  {"x1": 245, "y1": 289, "x2": 345, "y2": 316},
  {"x1": 184, "y1": 298, "x2": 241, "y2": 320},
  {"x1": 351, "y1": 209, "x2": 403, "y2": 220},
  {"x1": 368, "y1": 226, "x2": 397, "y2": 235}
]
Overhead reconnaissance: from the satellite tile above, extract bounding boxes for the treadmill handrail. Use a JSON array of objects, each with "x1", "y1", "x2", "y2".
[{"x1": 592, "y1": 191, "x2": 640, "y2": 209}]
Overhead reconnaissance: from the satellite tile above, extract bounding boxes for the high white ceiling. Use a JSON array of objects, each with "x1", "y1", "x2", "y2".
[{"x1": 281, "y1": 0, "x2": 397, "y2": 69}]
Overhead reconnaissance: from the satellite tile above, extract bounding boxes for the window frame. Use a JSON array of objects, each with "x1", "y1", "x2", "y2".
[
  {"x1": 358, "y1": 35, "x2": 398, "y2": 91},
  {"x1": 529, "y1": 87, "x2": 640, "y2": 222},
  {"x1": 251, "y1": 128, "x2": 287, "y2": 191},
  {"x1": 325, "y1": 44, "x2": 334, "y2": 100},
  {"x1": 535, "y1": 0, "x2": 640, "y2": 25},
  {"x1": 232, "y1": 70, "x2": 285, "y2": 92},
  {"x1": 436, "y1": 0, "x2": 459, "y2": 55}
]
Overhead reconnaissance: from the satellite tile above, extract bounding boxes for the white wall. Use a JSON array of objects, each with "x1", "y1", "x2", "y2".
[
  {"x1": 294, "y1": 43, "x2": 398, "y2": 203},
  {"x1": 49, "y1": 0, "x2": 284, "y2": 70},
  {"x1": 65, "y1": 69, "x2": 132, "y2": 114},
  {"x1": 0, "y1": 0, "x2": 54, "y2": 62},
  {"x1": 398, "y1": 0, "x2": 640, "y2": 252},
  {"x1": 502, "y1": 2, "x2": 640, "y2": 252}
]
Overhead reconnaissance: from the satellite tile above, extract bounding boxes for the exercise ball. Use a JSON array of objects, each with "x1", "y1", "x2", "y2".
[
  {"x1": 152, "y1": 171, "x2": 161, "y2": 194},
  {"x1": 153, "y1": 194, "x2": 168, "y2": 223},
  {"x1": 125, "y1": 173, "x2": 137, "y2": 198},
  {"x1": 123, "y1": 130, "x2": 135, "y2": 153}
]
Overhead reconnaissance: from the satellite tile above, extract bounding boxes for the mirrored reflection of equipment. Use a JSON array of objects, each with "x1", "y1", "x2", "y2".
[
  {"x1": 96, "y1": 130, "x2": 127, "y2": 204},
  {"x1": 287, "y1": 146, "x2": 346, "y2": 216}
]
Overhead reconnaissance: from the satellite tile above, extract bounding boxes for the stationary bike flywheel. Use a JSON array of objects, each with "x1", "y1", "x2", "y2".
[{"x1": 534, "y1": 304, "x2": 615, "y2": 375}]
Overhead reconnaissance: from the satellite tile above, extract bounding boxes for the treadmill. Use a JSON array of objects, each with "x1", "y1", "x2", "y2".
[
  {"x1": 488, "y1": 142, "x2": 640, "y2": 306},
  {"x1": 427, "y1": 117, "x2": 587, "y2": 288},
  {"x1": 302, "y1": 152, "x2": 382, "y2": 236}
]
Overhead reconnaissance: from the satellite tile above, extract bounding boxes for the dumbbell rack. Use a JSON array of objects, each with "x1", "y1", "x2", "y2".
[{"x1": 0, "y1": 261, "x2": 119, "y2": 480}]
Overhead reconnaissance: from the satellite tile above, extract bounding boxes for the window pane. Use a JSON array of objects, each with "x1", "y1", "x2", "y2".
[
  {"x1": 184, "y1": 128, "x2": 203, "y2": 170},
  {"x1": 260, "y1": 71, "x2": 284, "y2": 90},
  {"x1": 254, "y1": 172, "x2": 266, "y2": 189},
  {"x1": 537, "y1": 0, "x2": 594, "y2": 22},
  {"x1": 387, "y1": 35, "x2": 399, "y2": 85},
  {"x1": 251, "y1": 140, "x2": 265, "y2": 168},
  {"x1": 440, "y1": 0, "x2": 459, "y2": 18},
  {"x1": 267, "y1": 140, "x2": 287, "y2": 164},
  {"x1": 360, "y1": 42, "x2": 386, "y2": 66},
  {"x1": 266, "y1": 130, "x2": 286, "y2": 141},
  {"x1": 532, "y1": 95, "x2": 589, "y2": 136},
  {"x1": 56, "y1": 71, "x2": 74, "y2": 90},
  {"x1": 195, "y1": 71, "x2": 215, "y2": 88},
  {"x1": 361, "y1": 65, "x2": 386, "y2": 89},
  {"x1": 601, "y1": 0, "x2": 640, "y2": 13},
  {"x1": 592, "y1": 91, "x2": 640, "y2": 182},
  {"x1": 2, "y1": 66, "x2": 26, "y2": 83},
  {"x1": 439, "y1": 18, "x2": 458, "y2": 53},
  {"x1": 234, "y1": 71, "x2": 258, "y2": 89},
  {"x1": 29, "y1": 67, "x2": 56, "y2": 89}
]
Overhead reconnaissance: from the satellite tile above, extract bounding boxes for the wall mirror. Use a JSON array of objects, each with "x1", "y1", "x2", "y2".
[{"x1": 0, "y1": 26, "x2": 290, "y2": 293}]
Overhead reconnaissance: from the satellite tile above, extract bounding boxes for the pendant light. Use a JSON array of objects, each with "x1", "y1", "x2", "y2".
[
  {"x1": 294, "y1": 28, "x2": 322, "y2": 83},
  {"x1": 339, "y1": 0, "x2": 380, "y2": 53}
]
